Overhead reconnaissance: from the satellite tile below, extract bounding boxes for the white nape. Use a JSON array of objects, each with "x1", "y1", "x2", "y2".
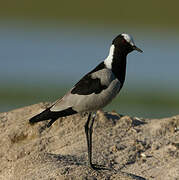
[{"x1": 104, "y1": 44, "x2": 115, "y2": 69}]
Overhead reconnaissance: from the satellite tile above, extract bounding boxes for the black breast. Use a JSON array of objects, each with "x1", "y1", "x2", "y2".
[{"x1": 111, "y1": 47, "x2": 127, "y2": 86}]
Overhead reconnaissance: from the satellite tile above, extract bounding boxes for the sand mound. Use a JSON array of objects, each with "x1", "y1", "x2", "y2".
[{"x1": 0, "y1": 102, "x2": 179, "y2": 179}]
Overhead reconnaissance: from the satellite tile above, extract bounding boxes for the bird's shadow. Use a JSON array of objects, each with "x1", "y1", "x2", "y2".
[
  {"x1": 45, "y1": 153, "x2": 146, "y2": 179},
  {"x1": 45, "y1": 153, "x2": 86, "y2": 166},
  {"x1": 123, "y1": 172, "x2": 146, "y2": 180}
]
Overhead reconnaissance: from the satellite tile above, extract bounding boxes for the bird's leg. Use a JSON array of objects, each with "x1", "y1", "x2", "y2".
[
  {"x1": 47, "y1": 118, "x2": 56, "y2": 128},
  {"x1": 88, "y1": 113, "x2": 96, "y2": 168},
  {"x1": 84, "y1": 113, "x2": 109, "y2": 170},
  {"x1": 84, "y1": 112, "x2": 92, "y2": 167},
  {"x1": 84, "y1": 112, "x2": 96, "y2": 169}
]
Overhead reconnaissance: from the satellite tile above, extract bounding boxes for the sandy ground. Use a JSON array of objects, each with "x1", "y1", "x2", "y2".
[{"x1": 0, "y1": 102, "x2": 179, "y2": 180}]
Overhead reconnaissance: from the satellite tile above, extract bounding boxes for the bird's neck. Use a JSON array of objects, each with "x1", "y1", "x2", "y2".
[
  {"x1": 112, "y1": 52, "x2": 127, "y2": 86},
  {"x1": 104, "y1": 45, "x2": 127, "y2": 85}
]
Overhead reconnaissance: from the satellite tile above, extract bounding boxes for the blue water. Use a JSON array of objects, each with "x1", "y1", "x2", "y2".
[
  {"x1": 1, "y1": 23, "x2": 179, "y2": 88},
  {"x1": 0, "y1": 21, "x2": 179, "y2": 117}
]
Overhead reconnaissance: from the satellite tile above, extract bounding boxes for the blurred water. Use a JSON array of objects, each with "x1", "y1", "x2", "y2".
[{"x1": 0, "y1": 22, "x2": 179, "y2": 117}]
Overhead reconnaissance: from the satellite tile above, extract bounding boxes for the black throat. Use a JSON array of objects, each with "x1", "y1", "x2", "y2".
[{"x1": 111, "y1": 46, "x2": 127, "y2": 86}]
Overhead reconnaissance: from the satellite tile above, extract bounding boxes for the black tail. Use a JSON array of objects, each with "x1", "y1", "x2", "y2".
[{"x1": 29, "y1": 107, "x2": 77, "y2": 127}]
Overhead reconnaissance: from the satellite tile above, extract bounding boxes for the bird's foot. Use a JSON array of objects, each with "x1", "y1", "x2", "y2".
[{"x1": 88, "y1": 163, "x2": 110, "y2": 171}]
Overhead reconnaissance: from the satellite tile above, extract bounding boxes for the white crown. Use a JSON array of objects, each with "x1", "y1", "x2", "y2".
[{"x1": 121, "y1": 33, "x2": 135, "y2": 46}]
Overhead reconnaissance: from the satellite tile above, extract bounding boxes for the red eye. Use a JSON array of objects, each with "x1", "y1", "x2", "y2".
[{"x1": 122, "y1": 39, "x2": 126, "y2": 43}]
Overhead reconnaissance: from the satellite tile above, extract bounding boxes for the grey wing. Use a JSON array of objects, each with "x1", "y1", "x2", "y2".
[{"x1": 50, "y1": 69, "x2": 121, "y2": 112}]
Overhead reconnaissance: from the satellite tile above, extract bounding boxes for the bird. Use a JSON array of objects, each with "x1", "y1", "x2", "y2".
[{"x1": 29, "y1": 33, "x2": 143, "y2": 169}]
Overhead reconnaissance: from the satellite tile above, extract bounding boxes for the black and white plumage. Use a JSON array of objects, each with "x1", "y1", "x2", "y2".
[{"x1": 29, "y1": 33, "x2": 143, "y2": 169}]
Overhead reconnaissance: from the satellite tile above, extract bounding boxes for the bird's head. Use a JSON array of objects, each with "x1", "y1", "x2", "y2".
[{"x1": 112, "y1": 33, "x2": 143, "y2": 54}]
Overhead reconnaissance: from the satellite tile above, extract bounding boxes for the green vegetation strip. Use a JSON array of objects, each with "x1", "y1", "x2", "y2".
[
  {"x1": 1, "y1": 86, "x2": 179, "y2": 109},
  {"x1": 0, "y1": 1, "x2": 178, "y2": 29}
]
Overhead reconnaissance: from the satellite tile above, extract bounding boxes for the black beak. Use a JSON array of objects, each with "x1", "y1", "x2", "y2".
[{"x1": 133, "y1": 45, "x2": 143, "y2": 53}]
